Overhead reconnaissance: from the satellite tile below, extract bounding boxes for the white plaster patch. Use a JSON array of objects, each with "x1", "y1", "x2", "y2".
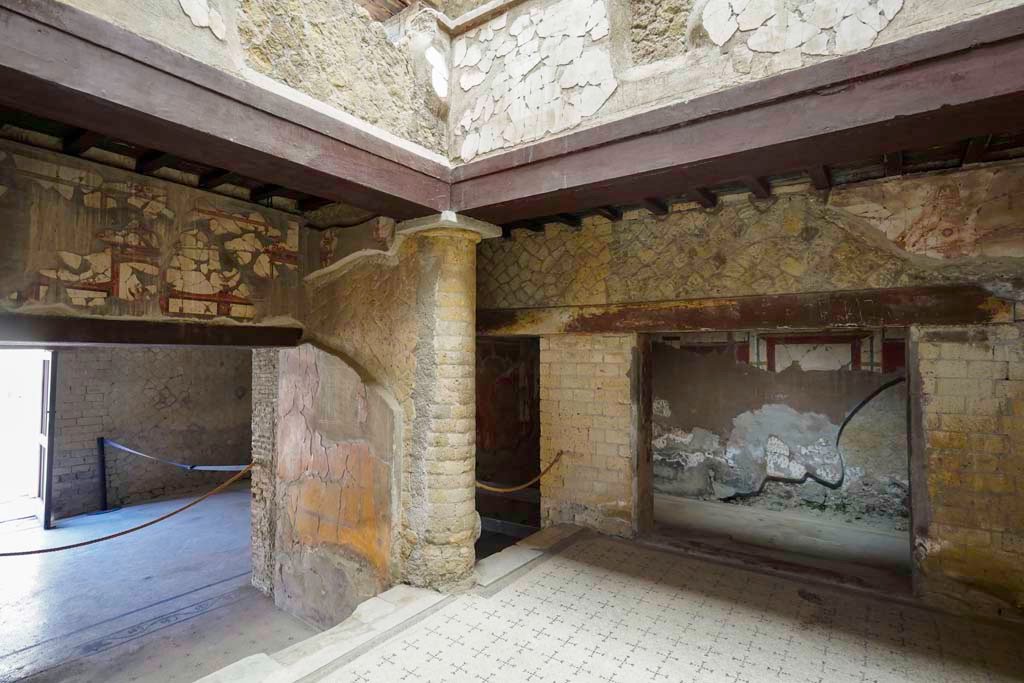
[
  {"x1": 177, "y1": 0, "x2": 225, "y2": 41},
  {"x1": 834, "y1": 15, "x2": 877, "y2": 53},
  {"x1": 703, "y1": 0, "x2": 739, "y2": 46},
  {"x1": 452, "y1": 0, "x2": 617, "y2": 160}
]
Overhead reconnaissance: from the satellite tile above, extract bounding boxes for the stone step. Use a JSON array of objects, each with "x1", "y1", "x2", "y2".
[{"x1": 195, "y1": 585, "x2": 446, "y2": 683}]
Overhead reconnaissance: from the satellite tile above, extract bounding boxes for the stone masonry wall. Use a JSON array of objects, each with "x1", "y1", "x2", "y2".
[
  {"x1": 911, "y1": 324, "x2": 1024, "y2": 621},
  {"x1": 539, "y1": 334, "x2": 644, "y2": 536},
  {"x1": 478, "y1": 163, "x2": 1024, "y2": 312},
  {"x1": 250, "y1": 347, "x2": 279, "y2": 596},
  {"x1": 53, "y1": 346, "x2": 252, "y2": 518}
]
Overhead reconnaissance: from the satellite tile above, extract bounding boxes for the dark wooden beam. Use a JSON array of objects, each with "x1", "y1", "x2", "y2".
[
  {"x1": 689, "y1": 187, "x2": 718, "y2": 208},
  {"x1": 62, "y1": 128, "x2": 106, "y2": 156},
  {"x1": 554, "y1": 213, "x2": 582, "y2": 228},
  {"x1": 641, "y1": 198, "x2": 669, "y2": 216},
  {"x1": 0, "y1": 1, "x2": 448, "y2": 218},
  {"x1": 807, "y1": 165, "x2": 832, "y2": 190},
  {"x1": 135, "y1": 150, "x2": 176, "y2": 175},
  {"x1": 477, "y1": 285, "x2": 1014, "y2": 337},
  {"x1": 742, "y1": 176, "x2": 772, "y2": 199},
  {"x1": 451, "y1": 7, "x2": 1024, "y2": 224},
  {"x1": 594, "y1": 206, "x2": 623, "y2": 221},
  {"x1": 198, "y1": 168, "x2": 239, "y2": 189},
  {"x1": 251, "y1": 184, "x2": 284, "y2": 203},
  {"x1": 884, "y1": 151, "x2": 904, "y2": 176},
  {"x1": 961, "y1": 135, "x2": 991, "y2": 165},
  {"x1": 298, "y1": 196, "x2": 334, "y2": 212},
  {"x1": 0, "y1": 314, "x2": 303, "y2": 347}
]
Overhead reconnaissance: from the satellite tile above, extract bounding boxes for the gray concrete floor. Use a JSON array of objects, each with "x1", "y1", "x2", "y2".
[{"x1": 0, "y1": 484, "x2": 317, "y2": 683}]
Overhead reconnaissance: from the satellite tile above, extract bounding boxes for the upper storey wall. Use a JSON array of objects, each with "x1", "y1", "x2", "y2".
[
  {"x1": 54, "y1": 0, "x2": 449, "y2": 155},
  {"x1": 450, "y1": 0, "x2": 1024, "y2": 161}
]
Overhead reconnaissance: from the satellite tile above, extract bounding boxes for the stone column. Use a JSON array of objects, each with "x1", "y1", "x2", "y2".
[{"x1": 398, "y1": 212, "x2": 501, "y2": 590}]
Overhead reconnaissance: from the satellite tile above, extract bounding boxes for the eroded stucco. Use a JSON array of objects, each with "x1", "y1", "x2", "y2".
[
  {"x1": 274, "y1": 344, "x2": 396, "y2": 628},
  {"x1": 477, "y1": 164, "x2": 1024, "y2": 311},
  {"x1": 0, "y1": 140, "x2": 300, "y2": 322}
]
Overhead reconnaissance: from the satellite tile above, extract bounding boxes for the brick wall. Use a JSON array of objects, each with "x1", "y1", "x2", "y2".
[
  {"x1": 250, "y1": 348, "x2": 279, "y2": 596},
  {"x1": 910, "y1": 324, "x2": 1024, "y2": 620},
  {"x1": 539, "y1": 334, "x2": 650, "y2": 537},
  {"x1": 52, "y1": 347, "x2": 252, "y2": 519}
]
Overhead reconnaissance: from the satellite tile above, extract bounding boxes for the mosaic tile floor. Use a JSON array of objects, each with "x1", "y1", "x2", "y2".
[{"x1": 328, "y1": 536, "x2": 1024, "y2": 683}]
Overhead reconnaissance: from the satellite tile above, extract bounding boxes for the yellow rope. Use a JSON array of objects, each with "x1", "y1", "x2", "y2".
[
  {"x1": 476, "y1": 451, "x2": 565, "y2": 494},
  {"x1": 0, "y1": 464, "x2": 253, "y2": 557}
]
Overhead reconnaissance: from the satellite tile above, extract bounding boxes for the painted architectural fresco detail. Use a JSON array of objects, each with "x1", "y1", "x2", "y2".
[
  {"x1": 0, "y1": 141, "x2": 299, "y2": 322},
  {"x1": 477, "y1": 164, "x2": 1024, "y2": 311},
  {"x1": 452, "y1": 0, "x2": 616, "y2": 160},
  {"x1": 699, "y1": 0, "x2": 903, "y2": 54}
]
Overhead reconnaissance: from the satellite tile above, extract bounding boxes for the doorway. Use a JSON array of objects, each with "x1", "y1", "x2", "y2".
[
  {"x1": 0, "y1": 349, "x2": 52, "y2": 527},
  {"x1": 475, "y1": 337, "x2": 541, "y2": 558},
  {"x1": 646, "y1": 330, "x2": 913, "y2": 592}
]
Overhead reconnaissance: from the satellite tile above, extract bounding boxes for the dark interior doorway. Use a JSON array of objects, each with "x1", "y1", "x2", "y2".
[{"x1": 474, "y1": 337, "x2": 541, "y2": 559}]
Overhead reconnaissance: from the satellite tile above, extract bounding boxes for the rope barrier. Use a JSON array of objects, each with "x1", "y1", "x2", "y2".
[
  {"x1": 0, "y1": 464, "x2": 253, "y2": 557},
  {"x1": 102, "y1": 438, "x2": 249, "y2": 472},
  {"x1": 476, "y1": 451, "x2": 565, "y2": 494}
]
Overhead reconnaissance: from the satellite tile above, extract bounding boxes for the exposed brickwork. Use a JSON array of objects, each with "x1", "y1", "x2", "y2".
[
  {"x1": 52, "y1": 347, "x2": 252, "y2": 519},
  {"x1": 539, "y1": 334, "x2": 642, "y2": 537},
  {"x1": 911, "y1": 324, "x2": 1024, "y2": 619},
  {"x1": 250, "y1": 348, "x2": 279, "y2": 596}
]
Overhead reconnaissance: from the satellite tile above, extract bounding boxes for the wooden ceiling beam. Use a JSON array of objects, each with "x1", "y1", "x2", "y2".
[
  {"x1": 807, "y1": 165, "x2": 832, "y2": 190},
  {"x1": 198, "y1": 168, "x2": 239, "y2": 189},
  {"x1": 450, "y1": 7, "x2": 1024, "y2": 224},
  {"x1": 641, "y1": 198, "x2": 669, "y2": 216},
  {"x1": 298, "y1": 196, "x2": 334, "y2": 212},
  {"x1": 689, "y1": 187, "x2": 718, "y2": 208},
  {"x1": 135, "y1": 150, "x2": 176, "y2": 175},
  {"x1": 0, "y1": 1, "x2": 448, "y2": 218},
  {"x1": 961, "y1": 135, "x2": 991, "y2": 165},
  {"x1": 62, "y1": 128, "x2": 105, "y2": 156},
  {"x1": 884, "y1": 151, "x2": 904, "y2": 176},
  {"x1": 553, "y1": 213, "x2": 582, "y2": 227},
  {"x1": 251, "y1": 184, "x2": 285, "y2": 203},
  {"x1": 742, "y1": 176, "x2": 772, "y2": 199},
  {"x1": 594, "y1": 206, "x2": 623, "y2": 221}
]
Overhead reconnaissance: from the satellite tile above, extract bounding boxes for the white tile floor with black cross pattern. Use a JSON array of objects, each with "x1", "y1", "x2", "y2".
[{"x1": 327, "y1": 534, "x2": 1023, "y2": 683}]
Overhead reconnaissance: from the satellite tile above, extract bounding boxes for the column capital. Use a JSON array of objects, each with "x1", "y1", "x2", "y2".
[{"x1": 396, "y1": 211, "x2": 501, "y2": 243}]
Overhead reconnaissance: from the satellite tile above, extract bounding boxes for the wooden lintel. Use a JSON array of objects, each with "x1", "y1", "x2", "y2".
[
  {"x1": 743, "y1": 176, "x2": 772, "y2": 199},
  {"x1": 135, "y1": 150, "x2": 175, "y2": 175},
  {"x1": 807, "y1": 165, "x2": 832, "y2": 190},
  {"x1": 554, "y1": 213, "x2": 582, "y2": 227},
  {"x1": 642, "y1": 198, "x2": 669, "y2": 216},
  {"x1": 477, "y1": 285, "x2": 1014, "y2": 336},
  {"x1": 884, "y1": 151, "x2": 904, "y2": 176},
  {"x1": 595, "y1": 206, "x2": 623, "y2": 221},
  {"x1": 689, "y1": 187, "x2": 718, "y2": 208},
  {"x1": 961, "y1": 135, "x2": 991, "y2": 165},
  {"x1": 198, "y1": 169, "x2": 238, "y2": 189},
  {"x1": 251, "y1": 184, "x2": 285, "y2": 203},
  {"x1": 0, "y1": 314, "x2": 303, "y2": 347},
  {"x1": 62, "y1": 128, "x2": 105, "y2": 156}
]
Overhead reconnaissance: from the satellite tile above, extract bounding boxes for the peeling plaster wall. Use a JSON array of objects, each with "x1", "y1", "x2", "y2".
[
  {"x1": 273, "y1": 344, "x2": 397, "y2": 628},
  {"x1": 0, "y1": 139, "x2": 301, "y2": 324},
  {"x1": 477, "y1": 164, "x2": 1024, "y2": 311},
  {"x1": 911, "y1": 324, "x2": 1024, "y2": 621},
  {"x1": 651, "y1": 342, "x2": 910, "y2": 530},
  {"x1": 53, "y1": 346, "x2": 251, "y2": 517},
  {"x1": 452, "y1": 0, "x2": 1024, "y2": 160},
  {"x1": 237, "y1": 0, "x2": 449, "y2": 154}
]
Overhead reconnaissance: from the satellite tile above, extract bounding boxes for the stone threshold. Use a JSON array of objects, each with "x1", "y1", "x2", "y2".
[{"x1": 196, "y1": 524, "x2": 585, "y2": 683}]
